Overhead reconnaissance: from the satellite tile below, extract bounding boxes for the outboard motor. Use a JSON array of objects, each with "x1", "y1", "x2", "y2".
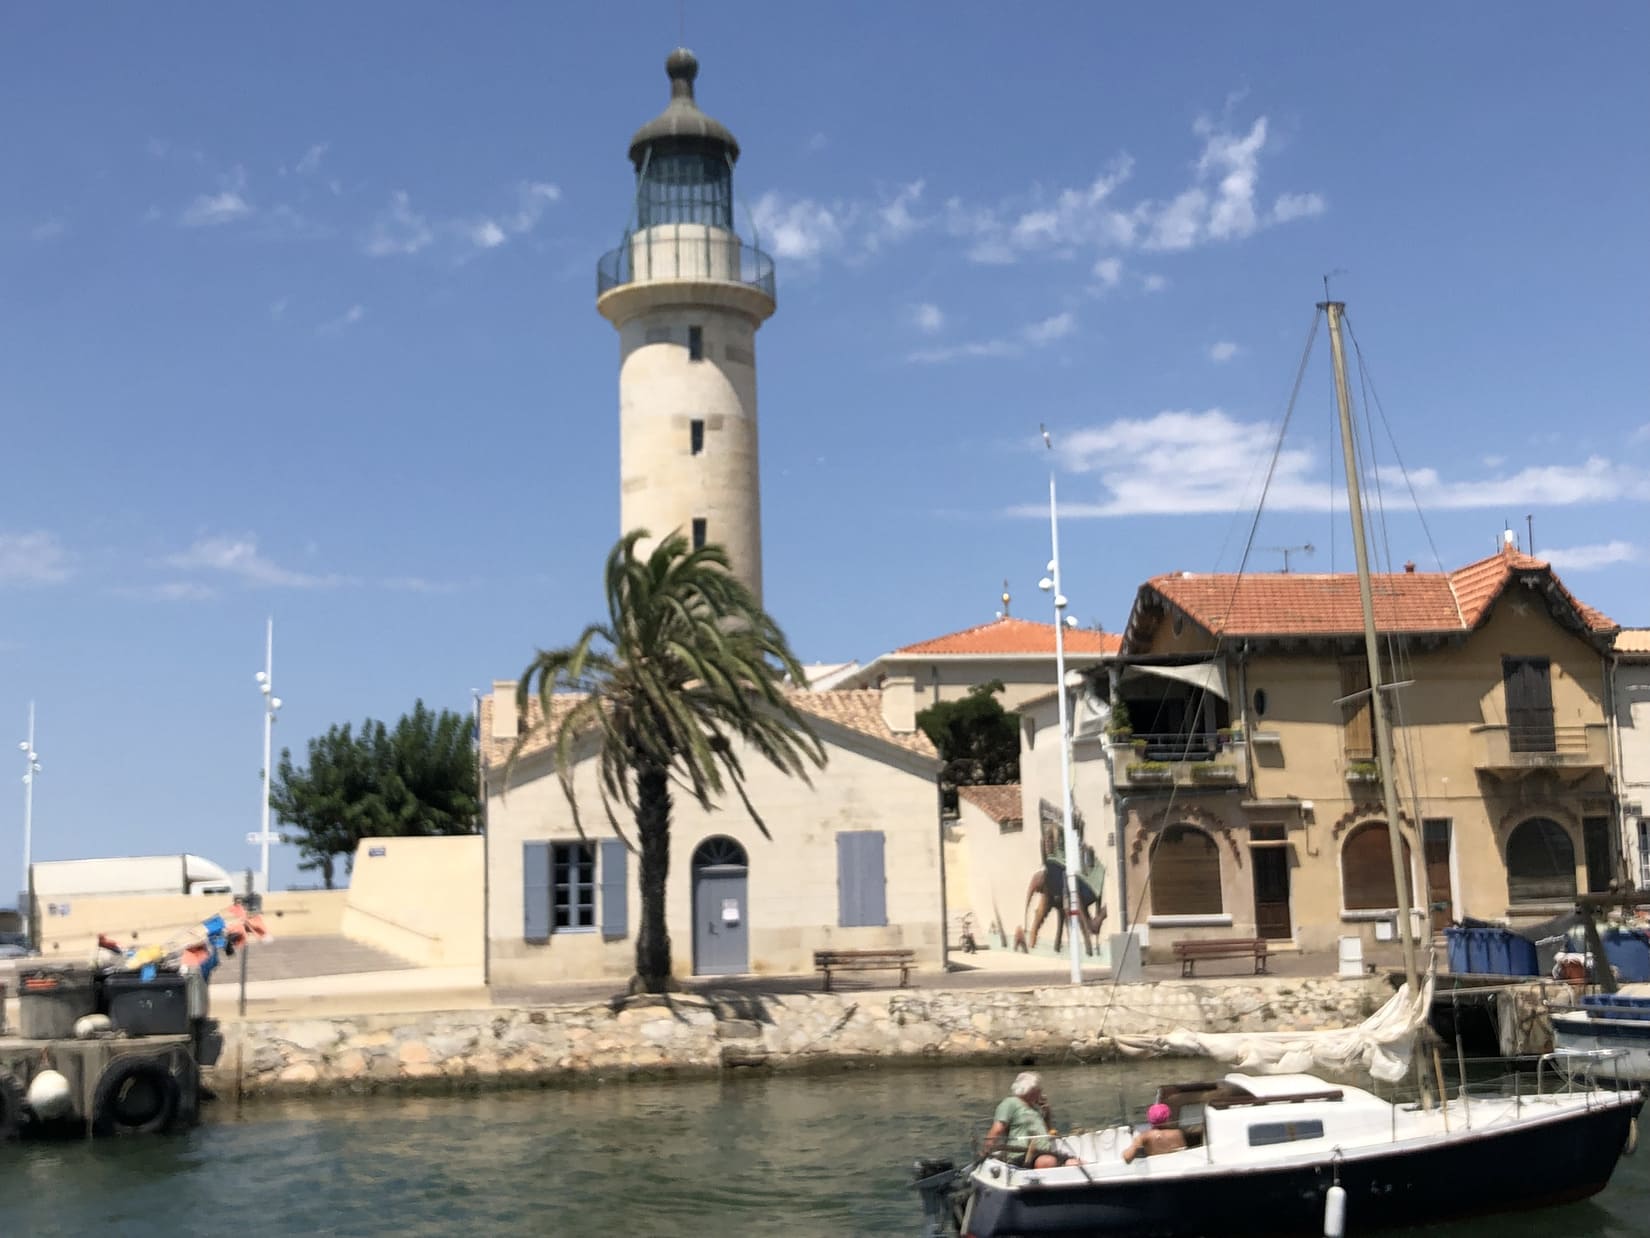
[{"x1": 912, "y1": 1158, "x2": 962, "y2": 1238}]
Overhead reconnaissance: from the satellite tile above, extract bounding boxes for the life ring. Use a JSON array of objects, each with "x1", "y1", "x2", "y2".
[
  {"x1": 0, "y1": 1069, "x2": 25, "y2": 1140},
  {"x1": 92, "y1": 1056, "x2": 180, "y2": 1136}
]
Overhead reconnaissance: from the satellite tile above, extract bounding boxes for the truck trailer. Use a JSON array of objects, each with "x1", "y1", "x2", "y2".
[{"x1": 29, "y1": 855, "x2": 257, "y2": 902}]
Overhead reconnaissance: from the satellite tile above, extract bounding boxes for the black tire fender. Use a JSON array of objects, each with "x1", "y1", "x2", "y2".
[
  {"x1": 0, "y1": 1068, "x2": 24, "y2": 1140},
  {"x1": 92, "y1": 1056, "x2": 180, "y2": 1136}
]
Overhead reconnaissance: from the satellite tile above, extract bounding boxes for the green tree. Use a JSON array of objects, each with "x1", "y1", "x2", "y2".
[
  {"x1": 272, "y1": 700, "x2": 480, "y2": 888},
  {"x1": 511, "y1": 530, "x2": 825, "y2": 994},
  {"x1": 916, "y1": 680, "x2": 1021, "y2": 807}
]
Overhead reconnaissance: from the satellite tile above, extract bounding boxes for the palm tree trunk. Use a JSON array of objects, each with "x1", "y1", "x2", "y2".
[{"x1": 634, "y1": 762, "x2": 674, "y2": 992}]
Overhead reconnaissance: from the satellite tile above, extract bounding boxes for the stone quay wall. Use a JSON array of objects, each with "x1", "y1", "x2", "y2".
[{"x1": 208, "y1": 975, "x2": 1394, "y2": 1100}]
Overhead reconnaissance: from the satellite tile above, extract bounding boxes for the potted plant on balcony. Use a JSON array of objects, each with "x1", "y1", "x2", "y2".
[
  {"x1": 1191, "y1": 761, "x2": 1241, "y2": 785},
  {"x1": 1345, "y1": 759, "x2": 1381, "y2": 784},
  {"x1": 1126, "y1": 760, "x2": 1173, "y2": 785},
  {"x1": 1105, "y1": 699, "x2": 1133, "y2": 746}
]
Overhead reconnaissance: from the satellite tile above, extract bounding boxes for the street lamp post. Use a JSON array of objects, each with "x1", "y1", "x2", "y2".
[
  {"x1": 251, "y1": 618, "x2": 283, "y2": 893},
  {"x1": 19, "y1": 701, "x2": 40, "y2": 890},
  {"x1": 1039, "y1": 426, "x2": 1085, "y2": 986}
]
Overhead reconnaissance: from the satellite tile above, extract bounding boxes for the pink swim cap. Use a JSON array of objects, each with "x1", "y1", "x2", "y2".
[{"x1": 1147, "y1": 1103, "x2": 1172, "y2": 1125}]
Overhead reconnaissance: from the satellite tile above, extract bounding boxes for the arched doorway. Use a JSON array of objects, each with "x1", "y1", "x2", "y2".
[
  {"x1": 692, "y1": 836, "x2": 749, "y2": 976},
  {"x1": 1149, "y1": 825, "x2": 1223, "y2": 916}
]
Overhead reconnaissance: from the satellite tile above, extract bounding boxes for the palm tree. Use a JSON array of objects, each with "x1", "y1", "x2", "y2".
[{"x1": 511, "y1": 530, "x2": 826, "y2": 993}]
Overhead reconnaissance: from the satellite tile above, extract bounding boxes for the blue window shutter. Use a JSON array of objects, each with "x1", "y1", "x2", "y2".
[
  {"x1": 599, "y1": 838, "x2": 628, "y2": 940},
  {"x1": 837, "y1": 831, "x2": 888, "y2": 928},
  {"x1": 523, "y1": 842, "x2": 550, "y2": 942}
]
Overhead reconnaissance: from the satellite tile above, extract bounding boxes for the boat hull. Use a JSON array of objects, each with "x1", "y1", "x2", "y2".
[{"x1": 963, "y1": 1099, "x2": 1638, "y2": 1237}]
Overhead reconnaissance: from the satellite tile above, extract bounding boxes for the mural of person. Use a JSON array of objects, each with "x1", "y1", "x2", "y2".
[{"x1": 1025, "y1": 799, "x2": 1107, "y2": 954}]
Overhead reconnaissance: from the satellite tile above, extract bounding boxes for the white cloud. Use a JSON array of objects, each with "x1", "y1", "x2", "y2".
[
  {"x1": 908, "y1": 312, "x2": 1075, "y2": 364},
  {"x1": 1208, "y1": 340, "x2": 1241, "y2": 363},
  {"x1": 164, "y1": 536, "x2": 340, "y2": 588},
  {"x1": 1272, "y1": 191, "x2": 1326, "y2": 223},
  {"x1": 1092, "y1": 257, "x2": 1123, "y2": 288},
  {"x1": 0, "y1": 531, "x2": 74, "y2": 586},
  {"x1": 30, "y1": 217, "x2": 67, "y2": 242},
  {"x1": 911, "y1": 302, "x2": 946, "y2": 334},
  {"x1": 318, "y1": 304, "x2": 365, "y2": 335},
  {"x1": 181, "y1": 188, "x2": 252, "y2": 227},
  {"x1": 751, "y1": 192, "x2": 850, "y2": 261},
  {"x1": 364, "y1": 190, "x2": 433, "y2": 256},
  {"x1": 462, "y1": 181, "x2": 562, "y2": 253},
  {"x1": 115, "y1": 581, "x2": 219, "y2": 603},
  {"x1": 1013, "y1": 409, "x2": 1650, "y2": 518},
  {"x1": 1395, "y1": 458, "x2": 1647, "y2": 509},
  {"x1": 468, "y1": 219, "x2": 508, "y2": 249},
  {"x1": 1632, "y1": 422, "x2": 1650, "y2": 444},
  {"x1": 1539, "y1": 541, "x2": 1638, "y2": 571},
  {"x1": 1141, "y1": 273, "x2": 1169, "y2": 293},
  {"x1": 295, "y1": 142, "x2": 329, "y2": 175}
]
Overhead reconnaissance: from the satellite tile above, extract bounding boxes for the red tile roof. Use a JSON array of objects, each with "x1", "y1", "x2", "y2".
[
  {"x1": 1616, "y1": 628, "x2": 1650, "y2": 657},
  {"x1": 894, "y1": 616, "x2": 1121, "y2": 657},
  {"x1": 1130, "y1": 548, "x2": 1615, "y2": 644},
  {"x1": 957, "y1": 784, "x2": 1024, "y2": 826}
]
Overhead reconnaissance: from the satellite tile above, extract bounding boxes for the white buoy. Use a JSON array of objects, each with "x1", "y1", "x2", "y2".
[
  {"x1": 1323, "y1": 1184, "x2": 1347, "y2": 1238},
  {"x1": 26, "y1": 1069, "x2": 72, "y2": 1120},
  {"x1": 74, "y1": 1013, "x2": 113, "y2": 1038}
]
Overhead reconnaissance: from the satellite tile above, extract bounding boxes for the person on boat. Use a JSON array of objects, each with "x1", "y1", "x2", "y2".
[
  {"x1": 1122, "y1": 1103, "x2": 1188, "y2": 1163},
  {"x1": 982, "y1": 1071, "x2": 1078, "y2": 1168}
]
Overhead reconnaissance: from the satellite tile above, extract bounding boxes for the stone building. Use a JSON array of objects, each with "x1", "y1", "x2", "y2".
[{"x1": 1613, "y1": 628, "x2": 1650, "y2": 888}]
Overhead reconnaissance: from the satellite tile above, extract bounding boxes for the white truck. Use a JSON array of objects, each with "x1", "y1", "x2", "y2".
[{"x1": 29, "y1": 855, "x2": 260, "y2": 902}]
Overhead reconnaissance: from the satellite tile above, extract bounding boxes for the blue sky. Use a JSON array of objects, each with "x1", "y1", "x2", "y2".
[{"x1": 3, "y1": 3, "x2": 1647, "y2": 894}]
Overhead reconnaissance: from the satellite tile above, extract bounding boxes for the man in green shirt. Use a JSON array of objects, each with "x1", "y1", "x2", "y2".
[{"x1": 982, "y1": 1071, "x2": 1077, "y2": 1168}]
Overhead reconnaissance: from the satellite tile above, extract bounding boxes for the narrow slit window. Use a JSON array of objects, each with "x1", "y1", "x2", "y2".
[
  {"x1": 688, "y1": 325, "x2": 703, "y2": 361},
  {"x1": 690, "y1": 419, "x2": 705, "y2": 455},
  {"x1": 692, "y1": 517, "x2": 707, "y2": 550}
]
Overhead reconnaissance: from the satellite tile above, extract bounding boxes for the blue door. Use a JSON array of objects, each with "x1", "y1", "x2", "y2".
[{"x1": 691, "y1": 837, "x2": 749, "y2": 976}]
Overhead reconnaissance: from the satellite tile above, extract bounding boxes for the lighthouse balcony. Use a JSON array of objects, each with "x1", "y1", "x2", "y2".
[{"x1": 597, "y1": 224, "x2": 776, "y2": 302}]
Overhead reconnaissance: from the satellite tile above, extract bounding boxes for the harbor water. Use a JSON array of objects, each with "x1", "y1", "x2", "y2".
[{"x1": 1, "y1": 1061, "x2": 1643, "y2": 1236}]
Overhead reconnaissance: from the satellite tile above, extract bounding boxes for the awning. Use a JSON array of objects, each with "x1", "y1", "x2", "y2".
[{"x1": 1119, "y1": 659, "x2": 1228, "y2": 701}]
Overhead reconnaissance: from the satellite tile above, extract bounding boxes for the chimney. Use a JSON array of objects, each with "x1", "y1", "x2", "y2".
[
  {"x1": 492, "y1": 679, "x2": 518, "y2": 740},
  {"x1": 880, "y1": 673, "x2": 917, "y2": 734},
  {"x1": 1404, "y1": 561, "x2": 1416, "y2": 574}
]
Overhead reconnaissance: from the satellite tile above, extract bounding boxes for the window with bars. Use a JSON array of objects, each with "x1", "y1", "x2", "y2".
[
  {"x1": 635, "y1": 152, "x2": 734, "y2": 229},
  {"x1": 1506, "y1": 817, "x2": 1576, "y2": 903}
]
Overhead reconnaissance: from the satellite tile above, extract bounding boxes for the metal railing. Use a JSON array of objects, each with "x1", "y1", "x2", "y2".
[{"x1": 596, "y1": 227, "x2": 776, "y2": 299}]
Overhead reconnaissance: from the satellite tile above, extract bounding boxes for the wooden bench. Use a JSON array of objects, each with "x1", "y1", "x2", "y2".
[
  {"x1": 1172, "y1": 938, "x2": 1269, "y2": 978},
  {"x1": 813, "y1": 948, "x2": 916, "y2": 992}
]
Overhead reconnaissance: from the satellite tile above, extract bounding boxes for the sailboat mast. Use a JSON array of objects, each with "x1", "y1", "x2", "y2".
[{"x1": 1322, "y1": 301, "x2": 1422, "y2": 997}]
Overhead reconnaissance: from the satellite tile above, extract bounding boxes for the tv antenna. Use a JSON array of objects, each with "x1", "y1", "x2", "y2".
[{"x1": 1264, "y1": 543, "x2": 1315, "y2": 573}]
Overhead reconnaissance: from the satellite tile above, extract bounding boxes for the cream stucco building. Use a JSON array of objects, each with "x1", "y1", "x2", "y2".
[
  {"x1": 1613, "y1": 628, "x2": 1650, "y2": 888},
  {"x1": 481, "y1": 685, "x2": 945, "y2": 986},
  {"x1": 1102, "y1": 546, "x2": 1620, "y2": 962}
]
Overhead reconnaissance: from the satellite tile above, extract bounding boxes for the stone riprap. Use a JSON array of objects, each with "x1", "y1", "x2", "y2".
[{"x1": 207, "y1": 975, "x2": 1394, "y2": 1099}]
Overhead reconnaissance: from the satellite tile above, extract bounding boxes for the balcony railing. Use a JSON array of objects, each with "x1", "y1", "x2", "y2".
[
  {"x1": 596, "y1": 227, "x2": 776, "y2": 300},
  {"x1": 1473, "y1": 722, "x2": 1608, "y2": 773},
  {"x1": 1110, "y1": 733, "x2": 1247, "y2": 792}
]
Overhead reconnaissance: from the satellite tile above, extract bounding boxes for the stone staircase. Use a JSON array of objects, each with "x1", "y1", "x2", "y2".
[{"x1": 234, "y1": 934, "x2": 415, "y2": 982}]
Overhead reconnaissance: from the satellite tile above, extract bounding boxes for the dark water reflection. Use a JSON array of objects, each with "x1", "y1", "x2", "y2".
[{"x1": 0, "y1": 1061, "x2": 1643, "y2": 1236}]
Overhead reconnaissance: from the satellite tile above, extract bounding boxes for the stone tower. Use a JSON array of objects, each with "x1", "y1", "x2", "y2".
[{"x1": 596, "y1": 49, "x2": 774, "y2": 602}]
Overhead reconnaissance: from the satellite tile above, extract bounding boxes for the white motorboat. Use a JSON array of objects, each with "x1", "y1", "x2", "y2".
[
  {"x1": 916, "y1": 1061, "x2": 1642, "y2": 1237},
  {"x1": 1553, "y1": 993, "x2": 1650, "y2": 1083}
]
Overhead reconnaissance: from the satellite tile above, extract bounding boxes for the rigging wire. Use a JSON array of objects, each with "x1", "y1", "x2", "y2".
[{"x1": 1098, "y1": 310, "x2": 1325, "y2": 1037}]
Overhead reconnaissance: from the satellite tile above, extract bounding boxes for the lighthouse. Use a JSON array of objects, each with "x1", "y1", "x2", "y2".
[{"x1": 597, "y1": 49, "x2": 774, "y2": 603}]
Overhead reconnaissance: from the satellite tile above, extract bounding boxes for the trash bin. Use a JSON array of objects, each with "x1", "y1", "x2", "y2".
[
  {"x1": 18, "y1": 966, "x2": 100, "y2": 1039},
  {"x1": 1602, "y1": 929, "x2": 1650, "y2": 983},
  {"x1": 103, "y1": 972, "x2": 195, "y2": 1037}
]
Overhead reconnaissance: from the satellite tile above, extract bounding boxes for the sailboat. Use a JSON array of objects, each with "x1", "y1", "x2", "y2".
[{"x1": 915, "y1": 300, "x2": 1644, "y2": 1238}]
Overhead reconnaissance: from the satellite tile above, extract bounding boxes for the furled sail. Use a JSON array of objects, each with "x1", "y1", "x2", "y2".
[{"x1": 1110, "y1": 976, "x2": 1433, "y2": 1084}]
